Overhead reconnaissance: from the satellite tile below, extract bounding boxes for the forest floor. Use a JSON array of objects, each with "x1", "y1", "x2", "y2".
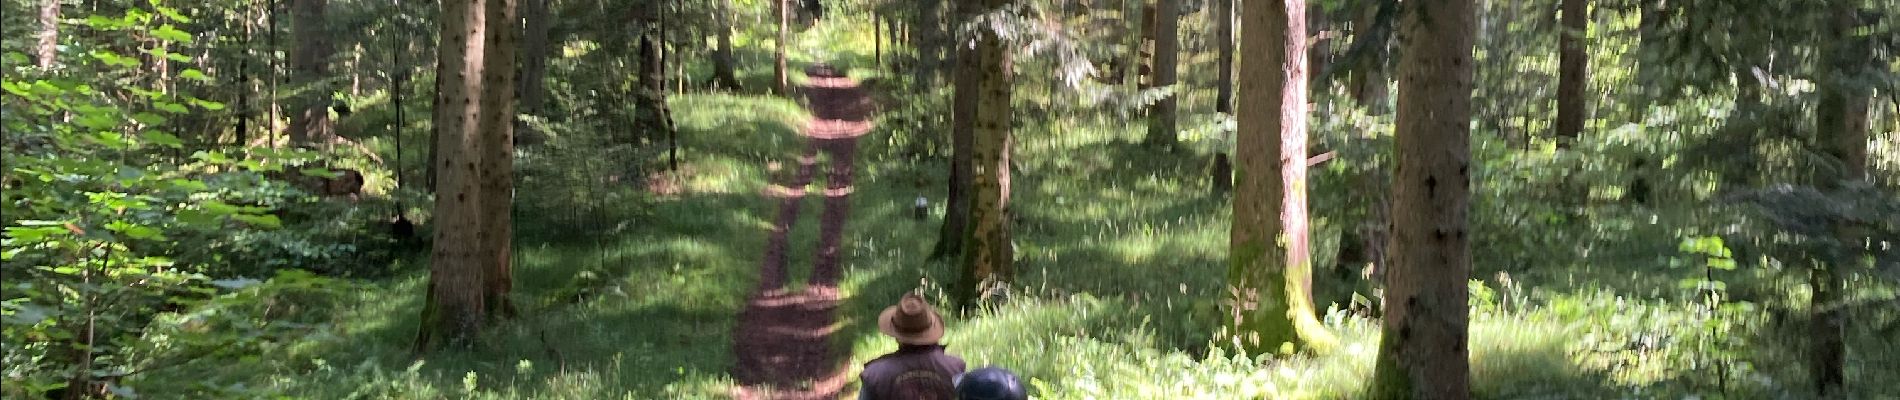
[
  {"x1": 730, "y1": 68, "x2": 875, "y2": 400},
  {"x1": 126, "y1": 18, "x2": 1899, "y2": 400}
]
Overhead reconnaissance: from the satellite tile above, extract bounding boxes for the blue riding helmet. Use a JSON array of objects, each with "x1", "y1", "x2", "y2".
[{"x1": 954, "y1": 367, "x2": 1026, "y2": 400}]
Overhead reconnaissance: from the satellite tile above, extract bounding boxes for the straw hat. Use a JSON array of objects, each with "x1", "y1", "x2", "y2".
[{"x1": 877, "y1": 294, "x2": 945, "y2": 345}]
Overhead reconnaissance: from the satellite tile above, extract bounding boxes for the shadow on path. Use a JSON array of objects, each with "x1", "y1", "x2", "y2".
[{"x1": 731, "y1": 68, "x2": 873, "y2": 400}]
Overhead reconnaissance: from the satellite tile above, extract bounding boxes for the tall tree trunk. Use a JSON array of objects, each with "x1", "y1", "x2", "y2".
[
  {"x1": 1228, "y1": 0, "x2": 1335, "y2": 355},
  {"x1": 479, "y1": 0, "x2": 520, "y2": 321},
  {"x1": 517, "y1": 0, "x2": 553, "y2": 143},
  {"x1": 1214, "y1": 0, "x2": 1234, "y2": 114},
  {"x1": 417, "y1": 0, "x2": 491, "y2": 351},
  {"x1": 1307, "y1": 3, "x2": 1329, "y2": 88},
  {"x1": 36, "y1": 0, "x2": 59, "y2": 68},
  {"x1": 289, "y1": 0, "x2": 334, "y2": 147},
  {"x1": 912, "y1": 0, "x2": 944, "y2": 87},
  {"x1": 1143, "y1": 0, "x2": 1180, "y2": 148},
  {"x1": 1555, "y1": 0, "x2": 1588, "y2": 146},
  {"x1": 1137, "y1": 1, "x2": 1157, "y2": 90},
  {"x1": 1349, "y1": 0, "x2": 1389, "y2": 115},
  {"x1": 775, "y1": 0, "x2": 790, "y2": 94},
  {"x1": 1721, "y1": 67, "x2": 1762, "y2": 189},
  {"x1": 1369, "y1": 0, "x2": 1475, "y2": 397},
  {"x1": 710, "y1": 0, "x2": 742, "y2": 90},
  {"x1": 959, "y1": 0, "x2": 1014, "y2": 308},
  {"x1": 874, "y1": 11, "x2": 882, "y2": 67},
  {"x1": 1811, "y1": 6, "x2": 1869, "y2": 397},
  {"x1": 934, "y1": 0, "x2": 981, "y2": 260}
]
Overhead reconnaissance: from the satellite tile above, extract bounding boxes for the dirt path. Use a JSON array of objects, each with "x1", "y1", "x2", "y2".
[{"x1": 731, "y1": 68, "x2": 875, "y2": 400}]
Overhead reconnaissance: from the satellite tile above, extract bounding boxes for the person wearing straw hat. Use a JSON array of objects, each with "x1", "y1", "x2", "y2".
[{"x1": 858, "y1": 293, "x2": 967, "y2": 400}]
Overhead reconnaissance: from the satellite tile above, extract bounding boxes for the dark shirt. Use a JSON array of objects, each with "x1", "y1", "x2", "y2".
[{"x1": 859, "y1": 344, "x2": 967, "y2": 400}]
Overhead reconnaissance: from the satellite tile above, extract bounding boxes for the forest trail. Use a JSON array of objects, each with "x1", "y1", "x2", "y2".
[{"x1": 730, "y1": 67, "x2": 875, "y2": 400}]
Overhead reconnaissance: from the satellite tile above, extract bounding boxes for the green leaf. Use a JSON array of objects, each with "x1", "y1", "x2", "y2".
[
  {"x1": 5, "y1": 226, "x2": 70, "y2": 242},
  {"x1": 131, "y1": 112, "x2": 168, "y2": 126},
  {"x1": 89, "y1": 50, "x2": 138, "y2": 67},
  {"x1": 151, "y1": 25, "x2": 193, "y2": 44},
  {"x1": 154, "y1": 101, "x2": 190, "y2": 114},
  {"x1": 190, "y1": 98, "x2": 226, "y2": 111},
  {"x1": 301, "y1": 167, "x2": 340, "y2": 179},
  {"x1": 180, "y1": 69, "x2": 212, "y2": 82},
  {"x1": 1708, "y1": 258, "x2": 1738, "y2": 271},
  {"x1": 154, "y1": 5, "x2": 192, "y2": 23},
  {"x1": 141, "y1": 132, "x2": 184, "y2": 148}
]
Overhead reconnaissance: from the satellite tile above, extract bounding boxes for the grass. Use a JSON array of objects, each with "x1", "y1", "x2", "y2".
[{"x1": 131, "y1": 16, "x2": 1900, "y2": 400}]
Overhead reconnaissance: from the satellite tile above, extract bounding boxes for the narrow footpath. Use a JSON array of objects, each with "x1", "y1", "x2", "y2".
[{"x1": 730, "y1": 67, "x2": 875, "y2": 400}]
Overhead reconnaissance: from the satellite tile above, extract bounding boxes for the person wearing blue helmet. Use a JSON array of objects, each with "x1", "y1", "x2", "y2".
[{"x1": 955, "y1": 367, "x2": 1027, "y2": 400}]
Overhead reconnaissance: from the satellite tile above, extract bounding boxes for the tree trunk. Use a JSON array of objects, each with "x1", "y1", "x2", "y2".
[
  {"x1": 933, "y1": 0, "x2": 981, "y2": 260},
  {"x1": 1369, "y1": 0, "x2": 1475, "y2": 397},
  {"x1": 1228, "y1": 0, "x2": 1335, "y2": 355},
  {"x1": 1349, "y1": 1, "x2": 1389, "y2": 115},
  {"x1": 1213, "y1": 0, "x2": 1234, "y2": 114},
  {"x1": 959, "y1": 0, "x2": 1013, "y2": 309},
  {"x1": 268, "y1": 0, "x2": 281, "y2": 148},
  {"x1": 1811, "y1": 6, "x2": 1870, "y2": 397},
  {"x1": 417, "y1": 0, "x2": 491, "y2": 351},
  {"x1": 288, "y1": 0, "x2": 334, "y2": 147},
  {"x1": 479, "y1": 0, "x2": 520, "y2": 321},
  {"x1": 711, "y1": 0, "x2": 743, "y2": 90},
  {"x1": 775, "y1": 0, "x2": 790, "y2": 95},
  {"x1": 517, "y1": 0, "x2": 553, "y2": 143},
  {"x1": 912, "y1": 0, "x2": 944, "y2": 87},
  {"x1": 1721, "y1": 67, "x2": 1762, "y2": 189},
  {"x1": 1555, "y1": 0, "x2": 1588, "y2": 146},
  {"x1": 36, "y1": 0, "x2": 59, "y2": 68},
  {"x1": 1307, "y1": 4, "x2": 1331, "y2": 88},
  {"x1": 1143, "y1": 0, "x2": 1180, "y2": 148}
]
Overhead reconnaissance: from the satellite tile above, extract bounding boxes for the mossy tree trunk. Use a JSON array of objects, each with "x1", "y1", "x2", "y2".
[
  {"x1": 934, "y1": 0, "x2": 981, "y2": 260},
  {"x1": 1227, "y1": 0, "x2": 1337, "y2": 356},
  {"x1": 1144, "y1": 0, "x2": 1180, "y2": 148},
  {"x1": 418, "y1": 0, "x2": 491, "y2": 351},
  {"x1": 1369, "y1": 0, "x2": 1476, "y2": 397},
  {"x1": 959, "y1": 0, "x2": 1014, "y2": 309}
]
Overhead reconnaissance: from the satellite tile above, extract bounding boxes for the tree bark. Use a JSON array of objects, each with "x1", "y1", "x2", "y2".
[
  {"x1": 1213, "y1": 0, "x2": 1234, "y2": 114},
  {"x1": 1369, "y1": 0, "x2": 1475, "y2": 397},
  {"x1": 1143, "y1": 0, "x2": 1180, "y2": 148},
  {"x1": 288, "y1": 0, "x2": 334, "y2": 147},
  {"x1": 1810, "y1": 6, "x2": 1870, "y2": 397},
  {"x1": 934, "y1": 0, "x2": 981, "y2": 260},
  {"x1": 1307, "y1": 4, "x2": 1332, "y2": 88},
  {"x1": 417, "y1": 0, "x2": 491, "y2": 351},
  {"x1": 912, "y1": 0, "x2": 945, "y2": 87},
  {"x1": 959, "y1": 0, "x2": 1013, "y2": 308},
  {"x1": 1555, "y1": 0, "x2": 1588, "y2": 146},
  {"x1": 711, "y1": 0, "x2": 743, "y2": 90},
  {"x1": 36, "y1": 0, "x2": 59, "y2": 68},
  {"x1": 775, "y1": 0, "x2": 790, "y2": 95},
  {"x1": 479, "y1": 0, "x2": 520, "y2": 321},
  {"x1": 1349, "y1": 1, "x2": 1389, "y2": 115},
  {"x1": 1228, "y1": 0, "x2": 1336, "y2": 355},
  {"x1": 517, "y1": 0, "x2": 553, "y2": 143}
]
